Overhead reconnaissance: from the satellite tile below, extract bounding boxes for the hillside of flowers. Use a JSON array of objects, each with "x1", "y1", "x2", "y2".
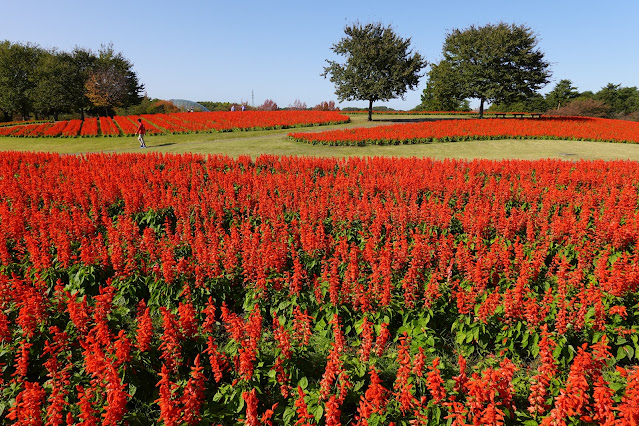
[
  {"x1": 289, "y1": 116, "x2": 639, "y2": 146},
  {"x1": 1, "y1": 152, "x2": 639, "y2": 425},
  {"x1": 0, "y1": 111, "x2": 350, "y2": 138}
]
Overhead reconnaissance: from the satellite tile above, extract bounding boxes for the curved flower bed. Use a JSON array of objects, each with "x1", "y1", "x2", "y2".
[
  {"x1": 0, "y1": 111, "x2": 350, "y2": 138},
  {"x1": 289, "y1": 116, "x2": 639, "y2": 145}
]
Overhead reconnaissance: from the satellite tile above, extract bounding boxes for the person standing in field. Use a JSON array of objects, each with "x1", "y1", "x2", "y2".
[{"x1": 135, "y1": 118, "x2": 146, "y2": 148}]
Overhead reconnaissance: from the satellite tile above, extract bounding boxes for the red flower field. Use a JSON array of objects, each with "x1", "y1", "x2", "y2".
[
  {"x1": 289, "y1": 116, "x2": 639, "y2": 145},
  {"x1": 0, "y1": 111, "x2": 350, "y2": 138},
  {"x1": 1, "y1": 152, "x2": 638, "y2": 424}
]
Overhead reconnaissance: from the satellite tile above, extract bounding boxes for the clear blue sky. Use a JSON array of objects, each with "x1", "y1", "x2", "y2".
[{"x1": 2, "y1": 0, "x2": 637, "y2": 110}]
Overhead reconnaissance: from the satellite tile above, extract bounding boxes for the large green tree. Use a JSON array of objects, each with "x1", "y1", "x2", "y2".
[
  {"x1": 323, "y1": 22, "x2": 426, "y2": 121},
  {"x1": 418, "y1": 60, "x2": 470, "y2": 111},
  {"x1": 32, "y1": 51, "x2": 85, "y2": 120},
  {"x1": 436, "y1": 22, "x2": 550, "y2": 118},
  {"x1": 0, "y1": 41, "x2": 42, "y2": 120},
  {"x1": 545, "y1": 79, "x2": 580, "y2": 110}
]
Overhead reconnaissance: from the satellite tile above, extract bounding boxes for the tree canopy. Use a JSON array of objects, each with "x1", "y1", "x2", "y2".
[
  {"x1": 434, "y1": 22, "x2": 551, "y2": 118},
  {"x1": 323, "y1": 22, "x2": 426, "y2": 121},
  {"x1": 0, "y1": 41, "x2": 41, "y2": 120},
  {"x1": 0, "y1": 41, "x2": 143, "y2": 121},
  {"x1": 545, "y1": 79, "x2": 580, "y2": 110},
  {"x1": 418, "y1": 60, "x2": 470, "y2": 111}
]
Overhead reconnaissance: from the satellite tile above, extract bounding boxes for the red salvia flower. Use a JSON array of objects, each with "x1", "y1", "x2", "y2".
[
  {"x1": 292, "y1": 306, "x2": 314, "y2": 347},
  {"x1": 159, "y1": 307, "x2": 182, "y2": 371},
  {"x1": 426, "y1": 357, "x2": 446, "y2": 403},
  {"x1": 205, "y1": 336, "x2": 228, "y2": 383},
  {"x1": 201, "y1": 296, "x2": 217, "y2": 335},
  {"x1": 294, "y1": 386, "x2": 314, "y2": 426},
  {"x1": 181, "y1": 354, "x2": 206, "y2": 425},
  {"x1": 240, "y1": 388, "x2": 259, "y2": 426},
  {"x1": 359, "y1": 317, "x2": 373, "y2": 363},
  {"x1": 325, "y1": 394, "x2": 342, "y2": 426},
  {"x1": 374, "y1": 322, "x2": 390, "y2": 357},
  {"x1": 135, "y1": 301, "x2": 153, "y2": 353},
  {"x1": 156, "y1": 364, "x2": 180, "y2": 426},
  {"x1": 7, "y1": 381, "x2": 46, "y2": 426}
]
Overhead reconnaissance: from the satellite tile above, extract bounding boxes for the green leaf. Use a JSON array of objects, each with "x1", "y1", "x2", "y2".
[
  {"x1": 617, "y1": 346, "x2": 627, "y2": 361},
  {"x1": 314, "y1": 405, "x2": 324, "y2": 423},
  {"x1": 616, "y1": 336, "x2": 628, "y2": 345},
  {"x1": 624, "y1": 345, "x2": 635, "y2": 360},
  {"x1": 530, "y1": 341, "x2": 540, "y2": 358},
  {"x1": 298, "y1": 376, "x2": 308, "y2": 390},
  {"x1": 236, "y1": 394, "x2": 245, "y2": 413},
  {"x1": 283, "y1": 407, "x2": 295, "y2": 425},
  {"x1": 431, "y1": 405, "x2": 442, "y2": 424}
]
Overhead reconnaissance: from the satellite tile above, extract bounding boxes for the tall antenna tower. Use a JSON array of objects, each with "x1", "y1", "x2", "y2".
[{"x1": 251, "y1": 90, "x2": 254, "y2": 107}]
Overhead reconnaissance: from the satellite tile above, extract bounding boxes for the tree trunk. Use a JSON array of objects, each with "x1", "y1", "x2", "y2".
[
  {"x1": 479, "y1": 98, "x2": 485, "y2": 119},
  {"x1": 368, "y1": 100, "x2": 373, "y2": 121}
]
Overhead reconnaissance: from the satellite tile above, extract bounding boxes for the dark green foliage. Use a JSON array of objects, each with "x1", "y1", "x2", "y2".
[
  {"x1": 489, "y1": 93, "x2": 548, "y2": 113},
  {"x1": 594, "y1": 83, "x2": 639, "y2": 117},
  {"x1": 32, "y1": 51, "x2": 86, "y2": 120},
  {"x1": 418, "y1": 61, "x2": 471, "y2": 112},
  {"x1": 198, "y1": 101, "x2": 235, "y2": 111},
  {"x1": 0, "y1": 40, "x2": 143, "y2": 121},
  {"x1": 323, "y1": 22, "x2": 426, "y2": 121},
  {"x1": 436, "y1": 22, "x2": 551, "y2": 118},
  {"x1": 0, "y1": 41, "x2": 42, "y2": 120},
  {"x1": 545, "y1": 79, "x2": 580, "y2": 110}
]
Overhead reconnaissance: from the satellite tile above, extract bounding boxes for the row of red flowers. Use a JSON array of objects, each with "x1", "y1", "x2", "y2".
[
  {"x1": 0, "y1": 111, "x2": 350, "y2": 138},
  {"x1": 1, "y1": 152, "x2": 639, "y2": 424},
  {"x1": 289, "y1": 116, "x2": 639, "y2": 145}
]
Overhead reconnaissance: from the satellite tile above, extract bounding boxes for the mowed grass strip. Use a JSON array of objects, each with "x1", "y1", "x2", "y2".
[{"x1": 2, "y1": 114, "x2": 639, "y2": 161}]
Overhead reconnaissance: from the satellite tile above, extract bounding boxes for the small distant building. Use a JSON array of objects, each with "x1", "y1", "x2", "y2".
[{"x1": 169, "y1": 99, "x2": 210, "y2": 112}]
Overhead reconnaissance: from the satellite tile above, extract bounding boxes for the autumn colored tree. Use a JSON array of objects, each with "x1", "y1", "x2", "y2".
[
  {"x1": 545, "y1": 98, "x2": 610, "y2": 118},
  {"x1": 313, "y1": 101, "x2": 339, "y2": 111},
  {"x1": 85, "y1": 66, "x2": 129, "y2": 116},
  {"x1": 258, "y1": 99, "x2": 278, "y2": 111},
  {"x1": 288, "y1": 99, "x2": 307, "y2": 110},
  {"x1": 150, "y1": 100, "x2": 179, "y2": 114}
]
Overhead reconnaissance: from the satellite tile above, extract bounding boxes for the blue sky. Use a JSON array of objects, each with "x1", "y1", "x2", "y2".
[{"x1": 1, "y1": 0, "x2": 637, "y2": 110}]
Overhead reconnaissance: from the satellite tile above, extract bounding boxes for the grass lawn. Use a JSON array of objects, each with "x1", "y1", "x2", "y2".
[{"x1": 2, "y1": 113, "x2": 639, "y2": 161}]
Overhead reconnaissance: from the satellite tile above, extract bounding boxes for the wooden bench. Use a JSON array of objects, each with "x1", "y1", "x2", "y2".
[{"x1": 491, "y1": 112, "x2": 542, "y2": 118}]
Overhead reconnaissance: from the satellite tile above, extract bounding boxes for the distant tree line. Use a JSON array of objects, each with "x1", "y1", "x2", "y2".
[
  {"x1": 0, "y1": 41, "x2": 143, "y2": 122},
  {"x1": 198, "y1": 99, "x2": 340, "y2": 112},
  {"x1": 487, "y1": 81, "x2": 639, "y2": 120}
]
